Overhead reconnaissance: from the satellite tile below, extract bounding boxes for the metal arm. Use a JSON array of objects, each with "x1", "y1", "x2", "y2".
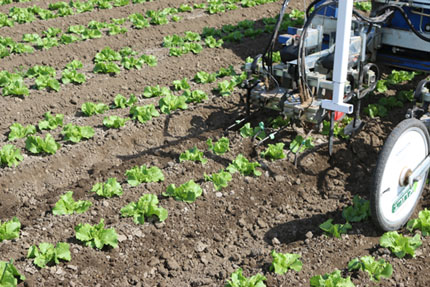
[{"x1": 321, "y1": 0, "x2": 354, "y2": 114}]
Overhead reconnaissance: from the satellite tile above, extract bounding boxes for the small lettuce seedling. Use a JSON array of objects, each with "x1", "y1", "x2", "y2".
[
  {"x1": 130, "y1": 104, "x2": 159, "y2": 123},
  {"x1": 227, "y1": 154, "x2": 261, "y2": 176},
  {"x1": 172, "y1": 77, "x2": 190, "y2": 91},
  {"x1": 163, "y1": 180, "x2": 202, "y2": 203},
  {"x1": 204, "y1": 36, "x2": 223, "y2": 48},
  {"x1": 319, "y1": 219, "x2": 351, "y2": 238},
  {"x1": 129, "y1": 13, "x2": 150, "y2": 29},
  {"x1": 62, "y1": 60, "x2": 86, "y2": 84},
  {"x1": 179, "y1": 146, "x2": 207, "y2": 164},
  {"x1": 81, "y1": 102, "x2": 109, "y2": 116},
  {"x1": 348, "y1": 255, "x2": 392, "y2": 281},
  {"x1": 8, "y1": 123, "x2": 36, "y2": 141},
  {"x1": 125, "y1": 165, "x2": 164, "y2": 186},
  {"x1": 121, "y1": 194, "x2": 168, "y2": 224},
  {"x1": 215, "y1": 80, "x2": 235, "y2": 96},
  {"x1": 342, "y1": 195, "x2": 371, "y2": 223},
  {"x1": 207, "y1": 137, "x2": 230, "y2": 155},
  {"x1": 75, "y1": 219, "x2": 118, "y2": 249},
  {"x1": 93, "y1": 62, "x2": 121, "y2": 74},
  {"x1": 380, "y1": 231, "x2": 422, "y2": 258},
  {"x1": 270, "y1": 250, "x2": 302, "y2": 274},
  {"x1": 53, "y1": 191, "x2": 92, "y2": 215},
  {"x1": 407, "y1": 208, "x2": 430, "y2": 236},
  {"x1": 0, "y1": 144, "x2": 24, "y2": 167},
  {"x1": 193, "y1": 71, "x2": 216, "y2": 84},
  {"x1": 159, "y1": 94, "x2": 188, "y2": 114},
  {"x1": 289, "y1": 135, "x2": 314, "y2": 154},
  {"x1": 103, "y1": 116, "x2": 130, "y2": 128},
  {"x1": 38, "y1": 112, "x2": 64, "y2": 131},
  {"x1": 25, "y1": 134, "x2": 60, "y2": 155},
  {"x1": 91, "y1": 178, "x2": 123, "y2": 198},
  {"x1": 225, "y1": 268, "x2": 267, "y2": 287},
  {"x1": 94, "y1": 47, "x2": 121, "y2": 63},
  {"x1": 0, "y1": 217, "x2": 21, "y2": 242},
  {"x1": 34, "y1": 75, "x2": 60, "y2": 92},
  {"x1": 239, "y1": 123, "x2": 266, "y2": 140},
  {"x1": 261, "y1": 143, "x2": 285, "y2": 161},
  {"x1": 62, "y1": 124, "x2": 95, "y2": 143},
  {"x1": 27, "y1": 242, "x2": 71, "y2": 268},
  {"x1": 204, "y1": 170, "x2": 232, "y2": 191},
  {"x1": 0, "y1": 260, "x2": 25, "y2": 286},
  {"x1": 182, "y1": 89, "x2": 208, "y2": 104},
  {"x1": 143, "y1": 85, "x2": 172, "y2": 98},
  {"x1": 113, "y1": 94, "x2": 137, "y2": 108},
  {"x1": 310, "y1": 270, "x2": 354, "y2": 287}
]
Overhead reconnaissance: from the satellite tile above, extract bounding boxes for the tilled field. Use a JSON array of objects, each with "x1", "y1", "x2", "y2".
[{"x1": 0, "y1": 0, "x2": 429, "y2": 286}]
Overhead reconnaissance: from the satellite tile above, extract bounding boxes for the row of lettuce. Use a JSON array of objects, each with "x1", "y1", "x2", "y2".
[
  {"x1": 0, "y1": 63, "x2": 249, "y2": 167},
  {"x1": 0, "y1": 0, "x2": 285, "y2": 29},
  {"x1": 0, "y1": 3, "x2": 305, "y2": 60},
  {"x1": 2, "y1": 145, "x2": 430, "y2": 286},
  {"x1": 0, "y1": 11, "x2": 303, "y2": 97}
]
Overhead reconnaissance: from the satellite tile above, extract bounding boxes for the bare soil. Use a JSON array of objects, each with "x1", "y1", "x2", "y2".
[{"x1": 0, "y1": 0, "x2": 429, "y2": 286}]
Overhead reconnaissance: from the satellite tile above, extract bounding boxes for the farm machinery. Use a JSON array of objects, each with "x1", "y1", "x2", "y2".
[{"x1": 242, "y1": 0, "x2": 430, "y2": 231}]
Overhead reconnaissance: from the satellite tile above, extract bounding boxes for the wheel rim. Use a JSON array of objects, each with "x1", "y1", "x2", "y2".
[{"x1": 378, "y1": 127, "x2": 428, "y2": 224}]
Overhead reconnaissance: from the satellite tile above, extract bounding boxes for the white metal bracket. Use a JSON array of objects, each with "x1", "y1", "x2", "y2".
[{"x1": 321, "y1": 0, "x2": 354, "y2": 114}]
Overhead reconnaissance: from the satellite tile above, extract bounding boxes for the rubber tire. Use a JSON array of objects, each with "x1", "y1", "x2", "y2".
[{"x1": 371, "y1": 118, "x2": 430, "y2": 231}]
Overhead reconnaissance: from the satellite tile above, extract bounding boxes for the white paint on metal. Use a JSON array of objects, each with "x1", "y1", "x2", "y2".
[{"x1": 321, "y1": 0, "x2": 354, "y2": 113}]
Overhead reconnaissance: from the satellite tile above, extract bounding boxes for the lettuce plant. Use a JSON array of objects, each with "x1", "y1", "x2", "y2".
[
  {"x1": 25, "y1": 134, "x2": 60, "y2": 155},
  {"x1": 179, "y1": 147, "x2": 207, "y2": 164},
  {"x1": 0, "y1": 260, "x2": 25, "y2": 286},
  {"x1": 159, "y1": 94, "x2": 188, "y2": 114},
  {"x1": 225, "y1": 268, "x2": 266, "y2": 287},
  {"x1": 91, "y1": 178, "x2": 123, "y2": 198},
  {"x1": 407, "y1": 208, "x2": 430, "y2": 235},
  {"x1": 270, "y1": 250, "x2": 302, "y2": 274},
  {"x1": 163, "y1": 180, "x2": 202, "y2": 203},
  {"x1": 27, "y1": 242, "x2": 71, "y2": 268},
  {"x1": 8, "y1": 123, "x2": 36, "y2": 140},
  {"x1": 204, "y1": 170, "x2": 232, "y2": 191},
  {"x1": 310, "y1": 270, "x2": 354, "y2": 287},
  {"x1": 38, "y1": 112, "x2": 64, "y2": 131},
  {"x1": 342, "y1": 195, "x2": 371, "y2": 223},
  {"x1": 227, "y1": 154, "x2": 261, "y2": 176},
  {"x1": 113, "y1": 94, "x2": 137, "y2": 108},
  {"x1": 130, "y1": 104, "x2": 159, "y2": 123},
  {"x1": 380, "y1": 231, "x2": 422, "y2": 258},
  {"x1": 125, "y1": 165, "x2": 164, "y2": 186},
  {"x1": 52, "y1": 191, "x2": 92, "y2": 215},
  {"x1": 75, "y1": 219, "x2": 118, "y2": 249},
  {"x1": 81, "y1": 102, "x2": 109, "y2": 116},
  {"x1": 348, "y1": 256, "x2": 392, "y2": 281},
  {"x1": 319, "y1": 219, "x2": 351, "y2": 238},
  {"x1": 0, "y1": 145, "x2": 23, "y2": 167},
  {"x1": 103, "y1": 116, "x2": 130, "y2": 128},
  {"x1": 261, "y1": 143, "x2": 285, "y2": 161},
  {"x1": 62, "y1": 124, "x2": 95, "y2": 143},
  {"x1": 0, "y1": 217, "x2": 21, "y2": 242},
  {"x1": 121, "y1": 194, "x2": 168, "y2": 224},
  {"x1": 207, "y1": 137, "x2": 229, "y2": 155}
]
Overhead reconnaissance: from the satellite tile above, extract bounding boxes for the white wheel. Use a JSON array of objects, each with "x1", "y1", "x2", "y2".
[{"x1": 371, "y1": 118, "x2": 430, "y2": 231}]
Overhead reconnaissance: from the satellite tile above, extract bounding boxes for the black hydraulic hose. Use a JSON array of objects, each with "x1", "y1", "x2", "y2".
[
  {"x1": 379, "y1": 4, "x2": 430, "y2": 42},
  {"x1": 262, "y1": 0, "x2": 291, "y2": 72},
  {"x1": 305, "y1": 0, "x2": 321, "y2": 18},
  {"x1": 353, "y1": 8, "x2": 394, "y2": 24}
]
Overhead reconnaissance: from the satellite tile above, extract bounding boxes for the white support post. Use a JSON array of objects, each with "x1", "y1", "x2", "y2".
[{"x1": 321, "y1": 0, "x2": 354, "y2": 114}]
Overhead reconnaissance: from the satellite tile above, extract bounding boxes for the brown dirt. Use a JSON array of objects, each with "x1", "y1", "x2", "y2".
[{"x1": 0, "y1": 1, "x2": 429, "y2": 287}]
